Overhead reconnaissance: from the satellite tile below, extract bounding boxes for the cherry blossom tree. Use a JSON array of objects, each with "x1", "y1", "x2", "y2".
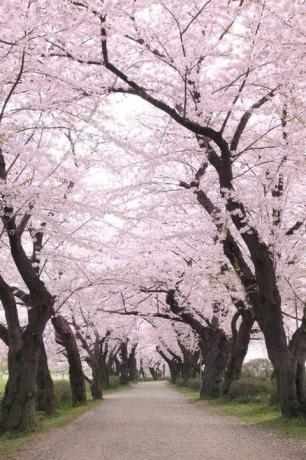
[
  {"x1": 40, "y1": 0, "x2": 305, "y2": 416},
  {"x1": 0, "y1": 0, "x2": 305, "y2": 433}
]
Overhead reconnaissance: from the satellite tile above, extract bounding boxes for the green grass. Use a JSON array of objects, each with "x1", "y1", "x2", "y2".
[
  {"x1": 170, "y1": 383, "x2": 306, "y2": 440},
  {"x1": 0, "y1": 380, "x2": 129, "y2": 459}
]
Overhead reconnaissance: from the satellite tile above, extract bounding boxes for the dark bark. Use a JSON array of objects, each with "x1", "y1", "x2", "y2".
[
  {"x1": 139, "y1": 358, "x2": 146, "y2": 378},
  {"x1": 156, "y1": 347, "x2": 180, "y2": 384},
  {"x1": 52, "y1": 315, "x2": 86, "y2": 405},
  {"x1": 36, "y1": 340, "x2": 56, "y2": 414},
  {"x1": 0, "y1": 324, "x2": 9, "y2": 346},
  {"x1": 165, "y1": 289, "x2": 229, "y2": 397},
  {"x1": 105, "y1": 347, "x2": 120, "y2": 388},
  {"x1": 0, "y1": 197, "x2": 54, "y2": 431},
  {"x1": 1, "y1": 335, "x2": 37, "y2": 431},
  {"x1": 113, "y1": 356, "x2": 121, "y2": 376},
  {"x1": 74, "y1": 327, "x2": 116, "y2": 399},
  {"x1": 187, "y1": 183, "x2": 300, "y2": 416},
  {"x1": 289, "y1": 310, "x2": 306, "y2": 407},
  {"x1": 0, "y1": 272, "x2": 53, "y2": 432},
  {"x1": 0, "y1": 324, "x2": 56, "y2": 415},
  {"x1": 200, "y1": 327, "x2": 230, "y2": 398},
  {"x1": 119, "y1": 341, "x2": 129, "y2": 385},
  {"x1": 90, "y1": 364, "x2": 103, "y2": 399},
  {"x1": 177, "y1": 340, "x2": 193, "y2": 383},
  {"x1": 222, "y1": 309, "x2": 254, "y2": 394},
  {"x1": 128, "y1": 344, "x2": 138, "y2": 382},
  {"x1": 76, "y1": 331, "x2": 104, "y2": 400},
  {"x1": 149, "y1": 367, "x2": 159, "y2": 380}
]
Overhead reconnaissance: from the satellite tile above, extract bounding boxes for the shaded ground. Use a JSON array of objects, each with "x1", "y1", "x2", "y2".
[{"x1": 14, "y1": 382, "x2": 306, "y2": 460}]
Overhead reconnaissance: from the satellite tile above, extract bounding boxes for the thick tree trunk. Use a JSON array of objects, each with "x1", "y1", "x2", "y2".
[
  {"x1": 180, "y1": 354, "x2": 193, "y2": 383},
  {"x1": 248, "y1": 264, "x2": 299, "y2": 418},
  {"x1": 36, "y1": 340, "x2": 56, "y2": 414},
  {"x1": 177, "y1": 341, "x2": 194, "y2": 383},
  {"x1": 0, "y1": 325, "x2": 56, "y2": 416},
  {"x1": 149, "y1": 367, "x2": 159, "y2": 380},
  {"x1": 0, "y1": 333, "x2": 38, "y2": 432},
  {"x1": 114, "y1": 356, "x2": 121, "y2": 376},
  {"x1": 222, "y1": 310, "x2": 254, "y2": 394},
  {"x1": 227, "y1": 200, "x2": 299, "y2": 416},
  {"x1": 139, "y1": 358, "x2": 146, "y2": 378},
  {"x1": 200, "y1": 328, "x2": 230, "y2": 398},
  {"x1": 0, "y1": 276, "x2": 54, "y2": 431},
  {"x1": 168, "y1": 361, "x2": 180, "y2": 384},
  {"x1": 165, "y1": 290, "x2": 229, "y2": 397},
  {"x1": 90, "y1": 365, "x2": 103, "y2": 399},
  {"x1": 104, "y1": 369, "x2": 110, "y2": 390},
  {"x1": 156, "y1": 347, "x2": 180, "y2": 384},
  {"x1": 128, "y1": 345, "x2": 138, "y2": 382},
  {"x1": 119, "y1": 342, "x2": 129, "y2": 385},
  {"x1": 289, "y1": 311, "x2": 306, "y2": 408},
  {"x1": 52, "y1": 316, "x2": 86, "y2": 405},
  {"x1": 0, "y1": 160, "x2": 55, "y2": 432},
  {"x1": 259, "y1": 307, "x2": 298, "y2": 417}
]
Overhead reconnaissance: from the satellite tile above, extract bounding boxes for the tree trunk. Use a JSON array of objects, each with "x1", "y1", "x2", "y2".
[
  {"x1": 128, "y1": 345, "x2": 138, "y2": 382},
  {"x1": 156, "y1": 347, "x2": 180, "y2": 384},
  {"x1": 0, "y1": 274, "x2": 54, "y2": 432},
  {"x1": 0, "y1": 163, "x2": 55, "y2": 431},
  {"x1": 0, "y1": 324, "x2": 56, "y2": 416},
  {"x1": 222, "y1": 310, "x2": 254, "y2": 394},
  {"x1": 180, "y1": 349, "x2": 193, "y2": 383},
  {"x1": 200, "y1": 328, "x2": 230, "y2": 398},
  {"x1": 177, "y1": 339, "x2": 196, "y2": 383},
  {"x1": 52, "y1": 316, "x2": 87, "y2": 405},
  {"x1": 0, "y1": 332, "x2": 38, "y2": 432},
  {"x1": 139, "y1": 358, "x2": 146, "y2": 378},
  {"x1": 260, "y1": 311, "x2": 298, "y2": 417},
  {"x1": 36, "y1": 340, "x2": 56, "y2": 414},
  {"x1": 289, "y1": 311, "x2": 306, "y2": 408},
  {"x1": 119, "y1": 342, "x2": 129, "y2": 385},
  {"x1": 104, "y1": 369, "x2": 110, "y2": 390},
  {"x1": 149, "y1": 367, "x2": 159, "y2": 380},
  {"x1": 90, "y1": 365, "x2": 103, "y2": 399},
  {"x1": 169, "y1": 360, "x2": 180, "y2": 384},
  {"x1": 114, "y1": 356, "x2": 121, "y2": 376}
]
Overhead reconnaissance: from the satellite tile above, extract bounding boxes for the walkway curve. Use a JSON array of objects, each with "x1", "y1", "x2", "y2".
[{"x1": 14, "y1": 382, "x2": 306, "y2": 460}]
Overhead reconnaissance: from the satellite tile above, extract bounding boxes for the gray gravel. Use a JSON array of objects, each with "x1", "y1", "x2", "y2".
[{"x1": 14, "y1": 381, "x2": 306, "y2": 460}]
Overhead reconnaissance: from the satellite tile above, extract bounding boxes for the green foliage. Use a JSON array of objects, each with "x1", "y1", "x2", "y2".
[
  {"x1": 242, "y1": 358, "x2": 273, "y2": 381},
  {"x1": 54, "y1": 380, "x2": 72, "y2": 407},
  {"x1": 228, "y1": 377, "x2": 273, "y2": 402}
]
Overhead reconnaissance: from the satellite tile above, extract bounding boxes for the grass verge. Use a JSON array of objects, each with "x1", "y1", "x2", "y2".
[
  {"x1": 170, "y1": 383, "x2": 306, "y2": 440},
  {"x1": 0, "y1": 383, "x2": 130, "y2": 459}
]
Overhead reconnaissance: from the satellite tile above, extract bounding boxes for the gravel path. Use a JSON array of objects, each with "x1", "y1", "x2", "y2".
[{"x1": 14, "y1": 382, "x2": 306, "y2": 460}]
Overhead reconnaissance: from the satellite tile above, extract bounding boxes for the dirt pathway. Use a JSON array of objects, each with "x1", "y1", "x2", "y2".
[{"x1": 14, "y1": 382, "x2": 306, "y2": 460}]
